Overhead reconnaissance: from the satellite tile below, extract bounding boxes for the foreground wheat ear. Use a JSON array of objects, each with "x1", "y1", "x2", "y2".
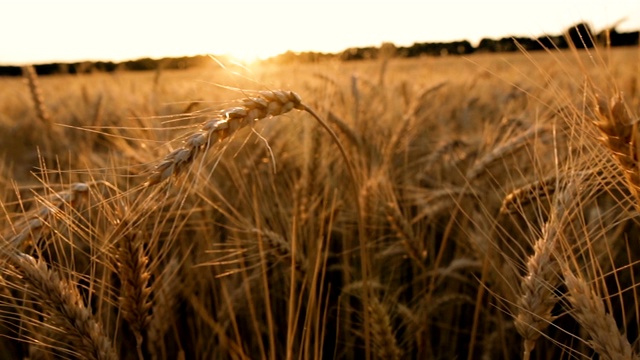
[
  {"x1": 3, "y1": 252, "x2": 118, "y2": 360},
  {"x1": 0, "y1": 182, "x2": 117, "y2": 359},
  {"x1": 563, "y1": 270, "x2": 638, "y2": 360},
  {"x1": 145, "y1": 89, "x2": 355, "y2": 188},
  {"x1": 145, "y1": 90, "x2": 303, "y2": 186},
  {"x1": 593, "y1": 93, "x2": 640, "y2": 208}
]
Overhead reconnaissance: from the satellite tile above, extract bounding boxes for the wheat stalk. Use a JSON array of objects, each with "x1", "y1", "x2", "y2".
[{"x1": 147, "y1": 257, "x2": 182, "y2": 360}]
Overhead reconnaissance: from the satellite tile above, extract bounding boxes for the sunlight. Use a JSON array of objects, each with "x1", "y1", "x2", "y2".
[
  {"x1": 221, "y1": 47, "x2": 276, "y2": 65},
  {"x1": 210, "y1": 34, "x2": 292, "y2": 64}
]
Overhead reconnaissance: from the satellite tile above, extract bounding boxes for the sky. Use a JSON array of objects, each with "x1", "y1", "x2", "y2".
[{"x1": 2, "y1": 0, "x2": 640, "y2": 65}]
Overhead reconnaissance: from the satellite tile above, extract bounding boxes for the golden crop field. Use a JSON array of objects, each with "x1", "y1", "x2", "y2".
[{"x1": 0, "y1": 45, "x2": 639, "y2": 359}]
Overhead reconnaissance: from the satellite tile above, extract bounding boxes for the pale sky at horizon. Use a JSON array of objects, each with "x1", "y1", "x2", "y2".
[{"x1": 2, "y1": 0, "x2": 640, "y2": 65}]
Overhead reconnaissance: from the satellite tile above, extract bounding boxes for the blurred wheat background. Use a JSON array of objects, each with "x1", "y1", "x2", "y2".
[{"x1": 1, "y1": 40, "x2": 640, "y2": 360}]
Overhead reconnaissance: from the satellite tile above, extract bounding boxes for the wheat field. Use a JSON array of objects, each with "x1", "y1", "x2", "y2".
[{"x1": 0, "y1": 44, "x2": 639, "y2": 359}]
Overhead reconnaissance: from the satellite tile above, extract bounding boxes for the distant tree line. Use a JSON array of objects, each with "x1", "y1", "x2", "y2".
[
  {"x1": 273, "y1": 22, "x2": 638, "y2": 63},
  {"x1": 1, "y1": 23, "x2": 638, "y2": 76},
  {"x1": 0, "y1": 55, "x2": 211, "y2": 77},
  {"x1": 331, "y1": 23, "x2": 638, "y2": 61}
]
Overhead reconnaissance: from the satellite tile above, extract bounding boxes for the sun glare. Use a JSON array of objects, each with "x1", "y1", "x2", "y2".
[
  {"x1": 218, "y1": 43, "x2": 285, "y2": 65},
  {"x1": 223, "y1": 51, "x2": 265, "y2": 66}
]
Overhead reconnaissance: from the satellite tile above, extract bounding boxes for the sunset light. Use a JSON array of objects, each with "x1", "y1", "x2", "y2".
[{"x1": 3, "y1": 0, "x2": 640, "y2": 65}]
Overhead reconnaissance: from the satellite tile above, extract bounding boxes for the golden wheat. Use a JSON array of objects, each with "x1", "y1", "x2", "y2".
[{"x1": 0, "y1": 44, "x2": 639, "y2": 359}]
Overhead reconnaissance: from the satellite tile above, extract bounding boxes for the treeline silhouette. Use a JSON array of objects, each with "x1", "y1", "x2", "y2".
[
  {"x1": 328, "y1": 23, "x2": 638, "y2": 61},
  {"x1": 0, "y1": 55, "x2": 211, "y2": 77},
  {"x1": 1, "y1": 23, "x2": 638, "y2": 76}
]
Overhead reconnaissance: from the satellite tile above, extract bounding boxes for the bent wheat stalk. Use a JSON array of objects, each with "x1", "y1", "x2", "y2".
[
  {"x1": 145, "y1": 90, "x2": 357, "y2": 193},
  {"x1": 144, "y1": 87, "x2": 370, "y2": 353}
]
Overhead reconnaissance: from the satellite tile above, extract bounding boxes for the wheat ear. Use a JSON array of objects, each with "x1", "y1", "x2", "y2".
[
  {"x1": 1, "y1": 182, "x2": 115, "y2": 359},
  {"x1": 252, "y1": 228, "x2": 306, "y2": 275},
  {"x1": 514, "y1": 179, "x2": 579, "y2": 359},
  {"x1": 514, "y1": 222, "x2": 561, "y2": 359},
  {"x1": 500, "y1": 175, "x2": 558, "y2": 214},
  {"x1": 116, "y1": 227, "x2": 151, "y2": 360},
  {"x1": 593, "y1": 93, "x2": 640, "y2": 209},
  {"x1": 145, "y1": 90, "x2": 304, "y2": 186},
  {"x1": 367, "y1": 296, "x2": 402, "y2": 360},
  {"x1": 3, "y1": 253, "x2": 118, "y2": 360},
  {"x1": 8, "y1": 182, "x2": 90, "y2": 248},
  {"x1": 563, "y1": 270, "x2": 638, "y2": 360},
  {"x1": 384, "y1": 201, "x2": 426, "y2": 265},
  {"x1": 144, "y1": 90, "x2": 358, "y2": 204},
  {"x1": 466, "y1": 124, "x2": 548, "y2": 180},
  {"x1": 143, "y1": 87, "x2": 368, "y2": 353},
  {"x1": 22, "y1": 65, "x2": 53, "y2": 127}
]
